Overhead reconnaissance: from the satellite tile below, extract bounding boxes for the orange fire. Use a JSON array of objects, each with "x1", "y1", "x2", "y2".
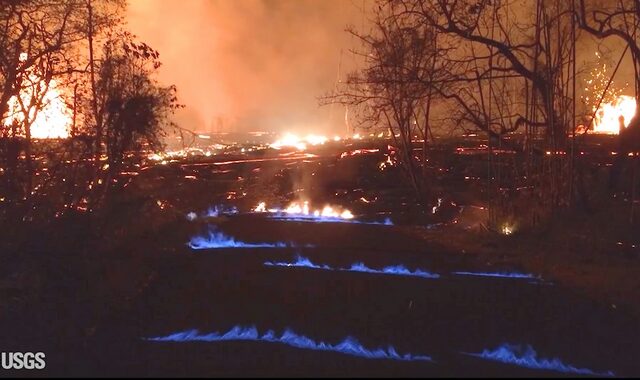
[
  {"x1": 268, "y1": 132, "x2": 380, "y2": 151},
  {"x1": 270, "y1": 133, "x2": 329, "y2": 150},
  {"x1": 3, "y1": 53, "x2": 72, "y2": 139},
  {"x1": 592, "y1": 95, "x2": 636, "y2": 135},
  {"x1": 253, "y1": 200, "x2": 354, "y2": 219}
]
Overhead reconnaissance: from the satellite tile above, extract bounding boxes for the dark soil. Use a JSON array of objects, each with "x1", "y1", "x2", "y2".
[{"x1": 0, "y1": 136, "x2": 638, "y2": 377}]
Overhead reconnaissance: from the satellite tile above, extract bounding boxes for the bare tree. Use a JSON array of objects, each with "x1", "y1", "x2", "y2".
[
  {"x1": 96, "y1": 32, "x2": 181, "y2": 196},
  {"x1": 326, "y1": 0, "x2": 448, "y2": 201},
  {"x1": 0, "y1": 1, "x2": 179, "y2": 221},
  {"x1": 578, "y1": 0, "x2": 640, "y2": 132},
  {"x1": 331, "y1": 0, "x2": 582, "y2": 226},
  {"x1": 577, "y1": 0, "x2": 640, "y2": 211},
  {"x1": 0, "y1": 0, "x2": 85, "y2": 208}
]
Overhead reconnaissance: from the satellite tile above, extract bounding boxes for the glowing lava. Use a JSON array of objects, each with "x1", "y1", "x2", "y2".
[
  {"x1": 592, "y1": 95, "x2": 636, "y2": 134},
  {"x1": 270, "y1": 133, "x2": 328, "y2": 150},
  {"x1": 3, "y1": 53, "x2": 72, "y2": 139},
  {"x1": 268, "y1": 132, "x2": 381, "y2": 151}
]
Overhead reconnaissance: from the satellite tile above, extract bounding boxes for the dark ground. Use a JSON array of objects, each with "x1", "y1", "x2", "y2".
[{"x1": 0, "y1": 136, "x2": 638, "y2": 377}]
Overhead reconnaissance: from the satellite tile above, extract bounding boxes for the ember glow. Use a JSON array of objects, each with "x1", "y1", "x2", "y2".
[
  {"x1": 3, "y1": 53, "x2": 72, "y2": 139},
  {"x1": 592, "y1": 95, "x2": 636, "y2": 134},
  {"x1": 270, "y1": 133, "x2": 329, "y2": 150},
  {"x1": 147, "y1": 145, "x2": 225, "y2": 162},
  {"x1": 145, "y1": 326, "x2": 432, "y2": 362},
  {"x1": 264, "y1": 254, "x2": 440, "y2": 279},
  {"x1": 340, "y1": 148, "x2": 379, "y2": 159},
  {"x1": 501, "y1": 223, "x2": 515, "y2": 236},
  {"x1": 466, "y1": 344, "x2": 614, "y2": 376},
  {"x1": 378, "y1": 154, "x2": 397, "y2": 171},
  {"x1": 268, "y1": 132, "x2": 383, "y2": 151}
]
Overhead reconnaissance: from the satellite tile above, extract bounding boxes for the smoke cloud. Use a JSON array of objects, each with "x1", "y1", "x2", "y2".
[{"x1": 126, "y1": 0, "x2": 368, "y2": 134}]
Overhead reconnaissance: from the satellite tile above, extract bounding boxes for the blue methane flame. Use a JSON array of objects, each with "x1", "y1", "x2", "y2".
[
  {"x1": 266, "y1": 214, "x2": 393, "y2": 226},
  {"x1": 189, "y1": 228, "x2": 288, "y2": 250},
  {"x1": 467, "y1": 343, "x2": 614, "y2": 376},
  {"x1": 347, "y1": 262, "x2": 440, "y2": 279},
  {"x1": 146, "y1": 325, "x2": 432, "y2": 362},
  {"x1": 205, "y1": 205, "x2": 239, "y2": 217},
  {"x1": 264, "y1": 255, "x2": 440, "y2": 279},
  {"x1": 452, "y1": 271, "x2": 539, "y2": 280},
  {"x1": 264, "y1": 255, "x2": 332, "y2": 270}
]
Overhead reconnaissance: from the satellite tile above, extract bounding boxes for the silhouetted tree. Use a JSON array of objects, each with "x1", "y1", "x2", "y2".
[
  {"x1": 95, "y1": 32, "x2": 180, "y2": 198},
  {"x1": 327, "y1": 0, "x2": 448, "y2": 201},
  {"x1": 578, "y1": 0, "x2": 640, "y2": 134},
  {"x1": 0, "y1": 0, "x2": 85, "y2": 212},
  {"x1": 0, "y1": 1, "x2": 180, "y2": 221}
]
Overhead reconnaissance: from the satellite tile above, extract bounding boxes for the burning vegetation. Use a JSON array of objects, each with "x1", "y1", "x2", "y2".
[
  {"x1": 591, "y1": 95, "x2": 637, "y2": 135},
  {"x1": 4, "y1": 53, "x2": 72, "y2": 139}
]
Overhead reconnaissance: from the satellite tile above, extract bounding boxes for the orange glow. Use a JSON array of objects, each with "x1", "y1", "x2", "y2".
[
  {"x1": 270, "y1": 133, "x2": 329, "y2": 150},
  {"x1": 340, "y1": 148, "x2": 379, "y2": 159},
  {"x1": 3, "y1": 54, "x2": 72, "y2": 139},
  {"x1": 254, "y1": 200, "x2": 354, "y2": 220},
  {"x1": 592, "y1": 95, "x2": 636, "y2": 135},
  {"x1": 253, "y1": 202, "x2": 267, "y2": 213},
  {"x1": 269, "y1": 132, "x2": 386, "y2": 151}
]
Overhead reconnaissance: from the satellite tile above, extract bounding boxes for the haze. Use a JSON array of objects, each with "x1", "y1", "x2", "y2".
[{"x1": 127, "y1": 0, "x2": 369, "y2": 135}]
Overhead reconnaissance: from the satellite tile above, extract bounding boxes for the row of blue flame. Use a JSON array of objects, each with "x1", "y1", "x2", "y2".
[
  {"x1": 264, "y1": 254, "x2": 541, "y2": 281},
  {"x1": 188, "y1": 228, "x2": 539, "y2": 281},
  {"x1": 178, "y1": 209, "x2": 614, "y2": 374},
  {"x1": 145, "y1": 326, "x2": 613, "y2": 376},
  {"x1": 198, "y1": 204, "x2": 393, "y2": 225}
]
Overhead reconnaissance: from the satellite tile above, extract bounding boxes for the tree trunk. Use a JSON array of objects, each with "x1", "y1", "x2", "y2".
[{"x1": 88, "y1": 0, "x2": 102, "y2": 162}]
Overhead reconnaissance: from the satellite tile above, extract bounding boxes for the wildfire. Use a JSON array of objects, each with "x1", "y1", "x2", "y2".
[
  {"x1": 3, "y1": 53, "x2": 72, "y2": 139},
  {"x1": 592, "y1": 95, "x2": 636, "y2": 134},
  {"x1": 253, "y1": 201, "x2": 354, "y2": 220}
]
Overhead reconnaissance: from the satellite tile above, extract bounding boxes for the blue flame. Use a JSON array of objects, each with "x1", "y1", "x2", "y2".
[
  {"x1": 189, "y1": 227, "x2": 288, "y2": 250},
  {"x1": 205, "y1": 205, "x2": 239, "y2": 217},
  {"x1": 264, "y1": 255, "x2": 332, "y2": 270},
  {"x1": 379, "y1": 217, "x2": 394, "y2": 226},
  {"x1": 264, "y1": 255, "x2": 439, "y2": 279},
  {"x1": 452, "y1": 271, "x2": 539, "y2": 280},
  {"x1": 346, "y1": 262, "x2": 440, "y2": 279},
  {"x1": 146, "y1": 325, "x2": 432, "y2": 362},
  {"x1": 266, "y1": 214, "x2": 393, "y2": 226},
  {"x1": 466, "y1": 344, "x2": 614, "y2": 376}
]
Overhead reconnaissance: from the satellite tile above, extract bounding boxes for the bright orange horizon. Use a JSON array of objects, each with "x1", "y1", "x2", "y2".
[{"x1": 126, "y1": 0, "x2": 369, "y2": 135}]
